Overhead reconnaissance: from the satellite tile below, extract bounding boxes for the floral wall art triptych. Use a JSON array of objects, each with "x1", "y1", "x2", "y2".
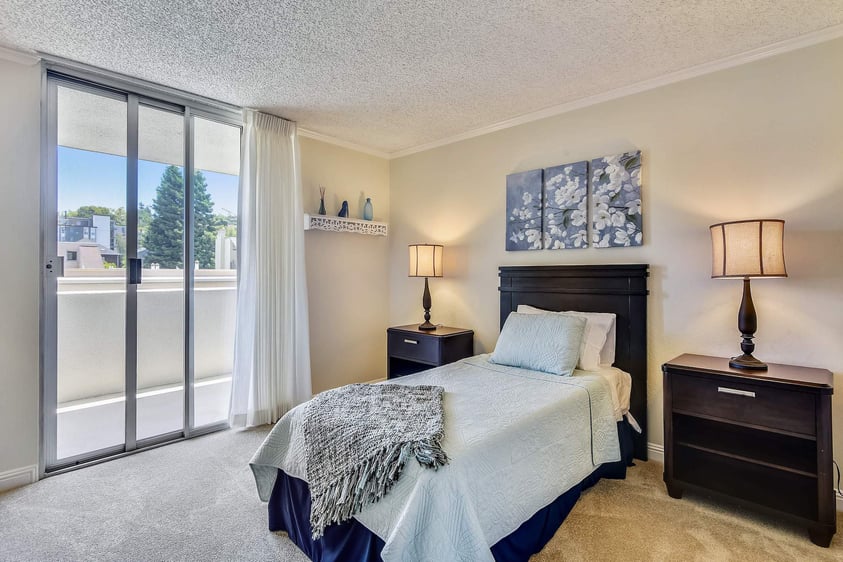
[{"x1": 506, "y1": 150, "x2": 642, "y2": 251}]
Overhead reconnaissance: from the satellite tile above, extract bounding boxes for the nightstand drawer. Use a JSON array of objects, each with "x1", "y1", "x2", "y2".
[
  {"x1": 387, "y1": 325, "x2": 474, "y2": 379},
  {"x1": 387, "y1": 332, "x2": 438, "y2": 364},
  {"x1": 672, "y1": 374, "x2": 816, "y2": 436}
]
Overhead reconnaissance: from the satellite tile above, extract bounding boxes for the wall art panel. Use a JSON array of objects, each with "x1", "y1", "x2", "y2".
[
  {"x1": 591, "y1": 151, "x2": 642, "y2": 247},
  {"x1": 543, "y1": 161, "x2": 588, "y2": 249},
  {"x1": 506, "y1": 168, "x2": 544, "y2": 251}
]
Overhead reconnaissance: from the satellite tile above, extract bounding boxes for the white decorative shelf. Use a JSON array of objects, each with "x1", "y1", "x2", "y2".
[{"x1": 304, "y1": 213, "x2": 388, "y2": 236}]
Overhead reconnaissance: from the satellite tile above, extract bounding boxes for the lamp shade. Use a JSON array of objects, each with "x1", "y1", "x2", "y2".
[
  {"x1": 710, "y1": 219, "x2": 787, "y2": 278},
  {"x1": 408, "y1": 244, "x2": 443, "y2": 278}
]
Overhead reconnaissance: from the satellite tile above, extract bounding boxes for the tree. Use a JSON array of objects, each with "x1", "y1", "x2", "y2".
[
  {"x1": 145, "y1": 166, "x2": 186, "y2": 269},
  {"x1": 66, "y1": 205, "x2": 112, "y2": 220},
  {"x1": 144, "y1": 166, "x2": 217, "y2": 269},
  {"x1": 193, "y1": 170, "x2": 217, "y2": 269},
  {"x1": 114, "y1": 232, "x2": 126, "y2": 258},
  {"x1": 138, "y1": 203, "x2": 152, "y2": 246},
  {"x1": 214, "y1": 213, "x2": 237, "y2": 238},
  {"x1": 67, "y1": 205, "x2": 126, "y2": 226}
]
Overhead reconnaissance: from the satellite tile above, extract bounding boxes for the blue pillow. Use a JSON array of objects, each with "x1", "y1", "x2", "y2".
[{"x1": 490, "y1": 312, "x2": 587, "y2": 376}]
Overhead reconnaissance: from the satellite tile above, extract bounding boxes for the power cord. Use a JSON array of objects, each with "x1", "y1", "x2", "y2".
[{"x1": 834, "y1": 460, "x2": 843, "y2": 498}]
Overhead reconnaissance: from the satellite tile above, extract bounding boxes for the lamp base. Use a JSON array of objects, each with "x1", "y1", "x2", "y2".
[
  {"x1": 418, "y1": 277, "x2": 436, "y2": 330},
  {"x1": 730, "y1": 278, "x2": 768, "y2": 371},
  {"x1": 729, "y1": 354, "x2": 768, "y2": 371}
]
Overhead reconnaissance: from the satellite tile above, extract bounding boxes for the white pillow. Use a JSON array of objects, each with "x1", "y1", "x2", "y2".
[
  {"x1": 593, "y1": 313, "x2": 617, "y2": 366},
  {"x1": 516, "y1": 305, "x2": 616, "y2": 370},
  {"x1": 558, "y1": 309, "x2": 616, "y2": 366}
]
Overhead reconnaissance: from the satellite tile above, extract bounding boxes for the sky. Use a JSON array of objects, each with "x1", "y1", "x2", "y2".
[{"x1": 57, "y1": 147, "x2": 239, "y2": 216}]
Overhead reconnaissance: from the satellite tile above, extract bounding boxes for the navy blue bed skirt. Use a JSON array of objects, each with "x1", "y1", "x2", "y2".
[{"x1": 268, "y1": 419, "x2": 635, "y2": 562}]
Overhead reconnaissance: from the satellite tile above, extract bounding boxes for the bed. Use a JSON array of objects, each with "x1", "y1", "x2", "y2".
[{"x1": 250, "y1": 264, "x2": 649, "y2": 561}]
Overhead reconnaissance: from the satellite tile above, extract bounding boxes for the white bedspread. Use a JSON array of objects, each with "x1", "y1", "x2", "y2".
[{"x1": 250, "y1": 354, "x2": 621, "y2": 562}]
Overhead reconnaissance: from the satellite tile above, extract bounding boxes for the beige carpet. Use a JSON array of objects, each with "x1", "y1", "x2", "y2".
[
  {"x1": 2, "y1": 428, "x2": 840, "y2": 561},
  {"x1": 535, "y1": 460, "x2": 843, "y2": 561}
]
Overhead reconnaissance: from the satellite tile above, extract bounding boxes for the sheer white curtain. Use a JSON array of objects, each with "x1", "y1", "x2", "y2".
[{"x1": 229, "y1": 110, "x2": 312, "y2": 428}]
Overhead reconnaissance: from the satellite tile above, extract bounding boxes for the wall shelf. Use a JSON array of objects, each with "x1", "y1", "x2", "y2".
[{"x1": 304, "y1": 213, "x2": 388, "y2": 236}]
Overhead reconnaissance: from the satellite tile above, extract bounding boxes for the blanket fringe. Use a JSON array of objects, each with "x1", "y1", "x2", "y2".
[{"x1": 310, "y1": 431, "x2": 447, "y2": 539}]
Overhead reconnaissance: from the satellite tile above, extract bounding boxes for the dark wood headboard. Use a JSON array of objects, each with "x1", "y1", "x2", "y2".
[{"x1": 499, "y1": 264, "x2": 649, "y2": 460}]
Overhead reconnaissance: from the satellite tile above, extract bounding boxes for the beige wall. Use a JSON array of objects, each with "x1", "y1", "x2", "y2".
[
  {"x1": 388, "y1": 39, "x2": 843, "y2": 455},
  {"x1": 0, "y1": 57, "x2": 41, "y2": 477},
  {"x1": 300, "y1": 137, "x2": 390, "y2": 393}
]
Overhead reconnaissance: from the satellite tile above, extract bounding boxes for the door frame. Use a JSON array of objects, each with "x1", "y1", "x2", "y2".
[{"x1": 39, "y1": 63, "x2": 242, "y2": 477}]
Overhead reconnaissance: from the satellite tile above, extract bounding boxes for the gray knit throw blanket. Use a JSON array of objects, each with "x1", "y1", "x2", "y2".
[{"x1": 303, "y1": 383, "x2": 448, "y2": 539}]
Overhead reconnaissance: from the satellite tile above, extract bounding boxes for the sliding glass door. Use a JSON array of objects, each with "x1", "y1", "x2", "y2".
[{"x1": 43, "y1": 73, "x2": 241, "y2": 472}]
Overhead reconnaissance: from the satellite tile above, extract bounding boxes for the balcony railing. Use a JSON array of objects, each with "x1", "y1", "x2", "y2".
[{"x1": 57, "y1": 269, "x2": 236, "y2": 404}]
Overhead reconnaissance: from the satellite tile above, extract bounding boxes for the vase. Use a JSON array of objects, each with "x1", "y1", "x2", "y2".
[
  {"x1": 318, "y1": 197, "x2": 326, "y2": 215},
  {"x1": 338, "y1": 200, "x2": 349, "y2": 217},
  {"x1": 363, "y1": 198, "x2": 373, "y2": 221}
]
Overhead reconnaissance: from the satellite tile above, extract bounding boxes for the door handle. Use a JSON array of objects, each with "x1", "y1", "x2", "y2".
[
  {"x1": 45, "y1": 256, "x2": 65, "y2": 277},
  {"x1": 128, "y1": 258, "x2": 143, "y2": 285}
]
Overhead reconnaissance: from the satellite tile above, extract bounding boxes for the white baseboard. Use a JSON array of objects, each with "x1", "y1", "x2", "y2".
[
  {"x1": 646, "y1": 442, "x2": 664, "y2": 463},
  {"x1": 838, "y1": 495, "x2": 843, "y2": 513},
  {"x1": 0, "y1": 465, "x2": 38, "y2": 492}
]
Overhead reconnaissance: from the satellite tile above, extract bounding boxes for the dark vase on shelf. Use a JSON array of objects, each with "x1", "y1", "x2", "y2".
[
  {"x1": 338, "y1": 200, "x2": 349, "y2": 218},
  {"x1": 318, "y1": 197, "x2": 326, "y2": 215}
]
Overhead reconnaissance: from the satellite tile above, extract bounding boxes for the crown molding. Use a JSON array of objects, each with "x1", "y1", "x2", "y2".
[
  {"x1": 389, "y1": 23, "x2": 843, "y2": 159},
  {"x1": 0, "y1": 44, "x2": 40, "y2": 65},
  {"x1": 298, "y1": 127, "x2": 390, "y2": 159}
]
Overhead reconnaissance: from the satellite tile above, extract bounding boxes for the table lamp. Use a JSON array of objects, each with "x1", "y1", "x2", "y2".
[
  {"x1": 710, "y1": 219, "x2": 787, "y2": 370},
  {"x1": 408, "y1": 244, "x2": 443, "y2": 330}
]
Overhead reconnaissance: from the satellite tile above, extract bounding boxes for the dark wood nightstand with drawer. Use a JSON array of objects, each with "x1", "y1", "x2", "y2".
[
  {"x1": 663, "y1": 354, "x2": 835, "y2": 547},
  {"x1": 387, "y1": 325, "x2": 474, "y2": 379}
]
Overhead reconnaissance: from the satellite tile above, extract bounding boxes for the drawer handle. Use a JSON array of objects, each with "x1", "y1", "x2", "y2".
[
  {"x1": 717, "y1": 386, "x2": 756, "y2": 398},
  {"x1": 403, "y1": 339, "x2": 418, "y2": 345}
]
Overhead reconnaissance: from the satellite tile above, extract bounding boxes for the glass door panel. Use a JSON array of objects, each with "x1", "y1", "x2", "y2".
[
  {"x1": 136, "y1": 105, "x2": 186, "y2": 441},
  {"x1": 55, "y1": 85, "x2": 127, "y2": 460},
  {"x1": 192, "y1": 116, "x2": 240, "y2": 427}
]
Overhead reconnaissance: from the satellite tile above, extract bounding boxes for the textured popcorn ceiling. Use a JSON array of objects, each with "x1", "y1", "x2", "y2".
[{"x1": 1, "y1": 1, "x2": 842, "y2": 154}]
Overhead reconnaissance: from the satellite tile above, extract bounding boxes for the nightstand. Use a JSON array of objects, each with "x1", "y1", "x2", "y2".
[
  {"x1": 387, "y1": 325, "x2": 474, "y2": 379},
  {"x1": 662, "y1": 354, "x2": 835, "y2": 547}
]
